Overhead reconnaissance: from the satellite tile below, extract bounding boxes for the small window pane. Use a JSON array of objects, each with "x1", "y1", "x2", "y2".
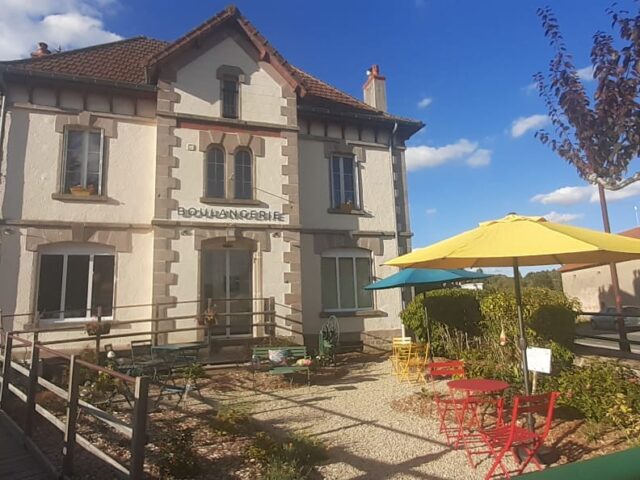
[
  {"x1": 342, "y1": 157, "x2": 355, "y2": 205},
  {"x1": 206, "y1": 148, "x2": 225, "y2": 198},
  {"x1": 356, "y1": 258, "x2": 372, "y2": 308},
  {"x1": 338, "y1": 258, "x2": 356, "y2": 309},
  {"x1": 64, "y1": 255, "x2": 89, "y2": 318},
  {"x1": 321, "y1": 258, "x2": 338, "y2": 310},
  {"x1": 222, "y1": 79, "x2": 239, "y2": 118},
  {"x1": 331, "y1": 157, "x2": 342, "y2": 208},
  {"x1": 234, "y1": 150, "x2": 252, "y2": 200},
  {"x1": 37, "y1": 255, "x2": 63, "y2": 319},
  {"x1": 91, "y1": 256, "x2": 115, "y2": 316}
]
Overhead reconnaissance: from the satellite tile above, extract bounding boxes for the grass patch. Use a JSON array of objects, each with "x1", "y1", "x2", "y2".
[{"x1": 249, "y1": 431, "x2": 327, "y2": 479}]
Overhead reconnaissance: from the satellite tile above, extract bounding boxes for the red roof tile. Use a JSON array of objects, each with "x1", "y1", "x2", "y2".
[
  {"x1": 1, "y1": 37, "x2": 167, "y2": 85},
  {"x1": 0, "y1": 7, "x2": 421, "y2": 129}
]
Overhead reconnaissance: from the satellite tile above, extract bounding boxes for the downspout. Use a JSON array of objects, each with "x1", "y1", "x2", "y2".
[
  {"x1": 0, "y1": 73, "x2": 7, "y2": 181},
  {"x1": 389, "y1": 122, "x2": 406, "y2": 337}
]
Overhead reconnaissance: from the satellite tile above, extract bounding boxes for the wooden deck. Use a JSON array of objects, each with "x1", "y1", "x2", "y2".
[{"x1": 0, "y1": 418, "x2": 49, "y2": 480}]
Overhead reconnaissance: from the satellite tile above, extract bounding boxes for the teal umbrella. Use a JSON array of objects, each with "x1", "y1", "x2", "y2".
[
  {"x1": 365, "y1": 268, "x2": 492, "y2": 345},
  {"x1": 365, "y1": 268, "x2": 491, "y2": 290}
]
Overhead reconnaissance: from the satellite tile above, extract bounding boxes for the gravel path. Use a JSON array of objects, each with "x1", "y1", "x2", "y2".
[{"x1": 237, "y1": 356, "x2": 527, "y2": 480}]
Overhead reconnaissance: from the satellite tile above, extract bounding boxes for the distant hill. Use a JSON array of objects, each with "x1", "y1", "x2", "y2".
[{"x1": 480, "y1": 269, "x2": 562, "y2": 292}]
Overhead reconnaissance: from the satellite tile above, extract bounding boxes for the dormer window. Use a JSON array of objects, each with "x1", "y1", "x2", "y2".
[
  {"x1": 217, "y1": 65, "x2": 245, "y2": 120},
  {"x1": 222, "y1": 75, "x2": 239, "y2": 118}
]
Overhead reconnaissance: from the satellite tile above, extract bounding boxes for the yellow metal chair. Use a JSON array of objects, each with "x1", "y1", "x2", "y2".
[
  {"x1": 390, "y1": 337, "x2": 412, "y2": 376},
  {"x1": 407, "y1": 343, "x2": 430, "y2": 384},
  {"x1": 395, "y1": 342, "x2": 415, "y2": 383}
]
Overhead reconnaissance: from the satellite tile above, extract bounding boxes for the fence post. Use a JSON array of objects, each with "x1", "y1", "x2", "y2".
[
  {"x1": 269, "y1": 297, "x2": 276, "y2": 339},
  {"x1": 0, "y1": 333, "x2": 13, "y2": 410},
  {"x1": 24, "y1": 332, "x2": 39, "y2": 437},
  {"x1": 130, "y1": 376, "x2": 149, "y2": 480},
  {"x1": 95, "y1": 306, "x2": 102, "y2": 364},
  {"x1": 0, "y1": 308, "x2": 3, "y2": 347},
  {"x1": 152, "y1": 304, "x2": 159, "y2": 347},
  {"x1": 62, "y1": 355, "x2": 80, "y2": 476}
]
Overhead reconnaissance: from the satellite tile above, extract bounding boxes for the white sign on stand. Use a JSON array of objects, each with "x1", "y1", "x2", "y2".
[{"x1": 526, "y1": 347, "x2": 552, "y2": 374}]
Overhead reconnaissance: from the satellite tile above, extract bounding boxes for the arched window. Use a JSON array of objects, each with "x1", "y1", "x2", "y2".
[
  {"x1": 321, "y1": 248, "x2": 373, "y2": 312},
  {"x1": 205, "y1": 147, "x2": 225, "y2": 198},
  {"x1": 234, "y1": 149, "x2": 253, "y2": 200}
]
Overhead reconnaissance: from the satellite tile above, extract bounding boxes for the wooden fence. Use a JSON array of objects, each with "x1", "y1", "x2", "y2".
[{"x1": 0, "y1": 332, "x2": 149, "y2": 479}]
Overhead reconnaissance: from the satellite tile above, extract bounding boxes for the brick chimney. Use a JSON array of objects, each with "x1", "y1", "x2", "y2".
[
  {"x1": 31, "y1": 42, "x2": 51, "y2": 58},
  {"x1": 363, "y1": 64, "x2": 387, "y2": 112}
]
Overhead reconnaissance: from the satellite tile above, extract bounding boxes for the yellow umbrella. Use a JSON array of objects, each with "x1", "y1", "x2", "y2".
[{"x1": 386, "y1": 214, "x2": 640, "y2": 394}]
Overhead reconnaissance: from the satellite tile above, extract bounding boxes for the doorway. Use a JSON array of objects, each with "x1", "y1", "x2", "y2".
[{"x1": 202, "y1": 247, "x2": 253, "y2": 337}]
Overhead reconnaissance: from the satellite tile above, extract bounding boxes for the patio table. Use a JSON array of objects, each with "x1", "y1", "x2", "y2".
[{"x1": 447, "y1": 378, "x2": 509, "y2": 447}]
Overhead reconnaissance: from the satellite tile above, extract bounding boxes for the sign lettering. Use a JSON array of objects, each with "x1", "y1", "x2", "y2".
[{"x1": 176, "y1": 206, "x2": 286, "y2": 222}]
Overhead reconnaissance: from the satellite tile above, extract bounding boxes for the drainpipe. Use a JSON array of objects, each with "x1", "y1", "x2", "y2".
[
  {"x1": 389, "y1": 122, "x2": 406, "y2": 337},
  {"x1": 0, "y1": 74, "x2": 7, "y2": 180}
]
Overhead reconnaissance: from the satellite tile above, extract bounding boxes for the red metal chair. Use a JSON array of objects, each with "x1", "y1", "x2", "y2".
[
  {"x1": 427, "y1": 360, "x2": 467, "y2": 443},
  {"x1": 473, "y1": 391, "x2": 560, "y2": 479}
]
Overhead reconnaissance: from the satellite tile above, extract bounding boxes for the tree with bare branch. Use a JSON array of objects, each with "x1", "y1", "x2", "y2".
[{"x1": 535, "y1": 4, "x2": 640, "y2": 352}]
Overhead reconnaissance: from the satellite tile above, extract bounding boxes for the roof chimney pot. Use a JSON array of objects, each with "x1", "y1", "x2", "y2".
[
  {"x1": 31, "y1": 42, "x2": 51, "y2": 58},
  {"x1": 363, "y1": 64, "x2": 387, "y2": 112}
]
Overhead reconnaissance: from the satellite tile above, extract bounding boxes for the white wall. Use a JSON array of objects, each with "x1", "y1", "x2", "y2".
[
  {"x1": 173, "y1": 37, "x2": 287, "y2": 125},
  {"x1": 1, "y1": 107, "x2": 156, "y2": 225}
]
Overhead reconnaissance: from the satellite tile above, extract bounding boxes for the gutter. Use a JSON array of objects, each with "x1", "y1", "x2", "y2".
[{"x1": 0, "y1": 65, "x2": 157, "y2": 94}]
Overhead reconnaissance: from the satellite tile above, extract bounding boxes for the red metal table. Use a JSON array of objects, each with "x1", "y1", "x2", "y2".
[{"x1": 447, "y1": 378, "x2": 510, "y2": 447}]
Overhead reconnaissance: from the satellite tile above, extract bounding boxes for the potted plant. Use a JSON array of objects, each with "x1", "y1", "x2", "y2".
[
  {"x1": 85, "y1": 320, "x2": 111, "y2": 336},
  {"x1": 338, "y1": 200, "x2": 354, "y2": 213},
  {"x1": 70, "y1": 185, "x2": 91, "y2": 196}
]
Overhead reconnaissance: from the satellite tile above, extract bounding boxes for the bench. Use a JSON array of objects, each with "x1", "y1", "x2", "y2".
[{"x1": 251, "y1": 346, "x2": 311, "y2": 386}]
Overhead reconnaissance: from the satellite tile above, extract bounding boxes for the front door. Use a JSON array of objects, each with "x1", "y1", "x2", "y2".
[{"x1": 202, "y1": 249, "x2": 253, "y2": 337}]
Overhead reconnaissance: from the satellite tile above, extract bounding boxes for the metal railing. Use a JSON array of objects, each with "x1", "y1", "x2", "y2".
[{"x1": 576, "y1": 310, "x2": 640, "y2": 352}]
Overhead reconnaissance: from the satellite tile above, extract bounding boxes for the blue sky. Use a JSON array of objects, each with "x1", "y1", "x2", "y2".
[{"x1": 2, "y1": 0, "x2": 639, "y2": 271}]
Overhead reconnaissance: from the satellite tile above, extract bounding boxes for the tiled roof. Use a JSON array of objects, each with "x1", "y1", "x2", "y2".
[
  {"x1": 0, "y1": 7, "x2": 421, "y2": 128},
  {"x1": 0, "y1": 37, "x2": 167, "y2": 85}
]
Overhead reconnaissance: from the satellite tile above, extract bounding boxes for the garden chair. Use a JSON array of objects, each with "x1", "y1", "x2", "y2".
[
  {"x1": 406, "y1": 343, "x2": 430, "y2": 384},
  {"x1": 390, "y1": 337, "x2": 412, "y2": 376},
  {"x1": 472, "y1": 391, "x2": 560, "y2": 479},
  {"x1": 394, "y1": 342, "x2": 414, "y2": 383},
  {"x1": 426, "y1": 360, "x2": 469, "y2": 443}
]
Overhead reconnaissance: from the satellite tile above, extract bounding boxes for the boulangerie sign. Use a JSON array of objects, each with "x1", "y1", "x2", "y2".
[{"x1": 176, "y1": 206, "x2": 286, "y2": 222}]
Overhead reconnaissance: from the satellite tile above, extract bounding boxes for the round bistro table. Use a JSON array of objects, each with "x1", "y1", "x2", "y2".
[{"x1": 446, "y1": 378, "x2": 510, "y2": 446}]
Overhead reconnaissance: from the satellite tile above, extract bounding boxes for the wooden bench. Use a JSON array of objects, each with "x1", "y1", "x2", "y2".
[{"x1": 251, "y1": 346, "x2": 311, "y2": 386}]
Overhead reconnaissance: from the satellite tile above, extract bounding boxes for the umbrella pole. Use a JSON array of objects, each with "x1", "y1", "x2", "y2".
[{"x1": 513, "y1": 259, "x2": 531, "y2": 396}]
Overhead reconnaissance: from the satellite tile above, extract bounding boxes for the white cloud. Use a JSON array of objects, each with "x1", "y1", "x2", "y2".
[
  {"x1": 425, "y1": 208, "x2": 437, "y2": 215},
  {"x1": 510, "y1": 114, "x2": 549, "y2": 138},
  {"x1": 532, "y1": 182, "x2": 640, "y2": 206},
  {"x1": 406, "y1": 138, "x2": 491, "y2": 171},
  {"x1": 417, "y1": 97, "x2": 432, "y2": 109},
  {"x1": 466, "y1": 148, "x2": 492, "y2": 167},
  {"x1": 523, "y1": 82, "x2": 538, "y2": 95},
  {"x1": 531, "y1": 185, "x2": 593, "y2": 205},
  {"x1": 542, "y1": 211, "x2": 584, "y2": 223},
  {"x1": 577, "y1": 65, "x2": 594, "y2": 82},
  {"x1": 0, "y1": 0, "x2": 122, "y2": 60}
]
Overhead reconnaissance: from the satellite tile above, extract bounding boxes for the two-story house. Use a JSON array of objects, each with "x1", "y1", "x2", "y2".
[{"x1": 0, "y1": 6, "x2": 422, "y2": 350}]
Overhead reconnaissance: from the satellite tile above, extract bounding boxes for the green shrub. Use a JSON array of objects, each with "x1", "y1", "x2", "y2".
[
  {"x1": 249, "y1": 431, "x2": 326, "y2": 479},
  {"x1": 530, "y1": 304, "x2": 577, "y2": 346},
  {"x1": 157, "y1": 427, "x2": 201, "y2": 479},
  {"x1": 544, "y1": 361, "x2": 640, "y2": 424}
]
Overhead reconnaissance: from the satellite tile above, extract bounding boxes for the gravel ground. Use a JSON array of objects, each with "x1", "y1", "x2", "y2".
[{"x1": 237, "y1": 355, "x2": 535, "y2": 480}]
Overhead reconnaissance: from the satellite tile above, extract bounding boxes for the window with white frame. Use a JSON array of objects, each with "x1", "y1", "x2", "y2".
[
  {"x1": 321, "y1": 249, "x2": 373, "y2": 311},
  {"x1": 36, "y1": 244, "x2": 115, "y2": 321},
  {"x1": 62, "y1": 127, "x2": 104, "y2": 196},
  {"x1": 330, "y1": 155, "x2": 359, "y2": 209}
]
